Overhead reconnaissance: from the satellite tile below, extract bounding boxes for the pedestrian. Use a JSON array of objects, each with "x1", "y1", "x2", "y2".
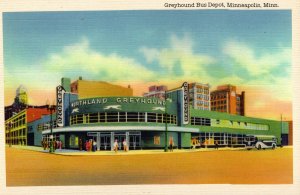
[
  {"x1": 192, "y1": 138, "x2": 196, "y2": 149},
  {"x1": 79, "y1": 138, "x2": 83, "y2": 151},
  {"x1": 85, "y1": 140, "x2": 89, "y2": 151},
  {"x1": 215, "y1": 141, "x2": 219, "y2": 150},
  {"x1": 56, "y1": 140, "x2": 60, "y2": 150},
  {"x1": 113, "y1": 139, "x2": 118, "y2": 153},
  {"x1": 169, "y1": 137, "x2": 174, "y2": 152},
  {"x1": 59, "y1": 140, "x2": 62, "y2": 150},
  {"x1": 123, "y1": 139, "x2": 128, "y2": 152},
  {"x1": 89, "y1": 140, "x2": 92, "y2": 152},
  {"x1": 42, "y1": 139, "x2": 46, "y2": 150},
  {"x1": 205, "y1": 138, "x2": 208, "y2": 148},
  {"x1": 92, "y1": 140, "x2": 97, "y2": 152}
]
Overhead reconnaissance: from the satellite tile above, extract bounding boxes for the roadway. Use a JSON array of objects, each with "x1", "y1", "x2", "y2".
[{"x1": 5, "y1": 146, "x2": 293, "y2": 186}]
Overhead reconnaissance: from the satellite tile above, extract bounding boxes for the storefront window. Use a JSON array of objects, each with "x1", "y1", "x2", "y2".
[
  {"x1": 139, "y1": 112, "x2": 145, "y2": 122},
  {"x1": 147, "y1": 113, "x2": 157, "y2": 123},
  {"x1": 106, "y1": 113, "x2": 118, "y2": 122},
  {"x1": 88, "y1": 113, "x2": 98, "y2": 123},
  {"x1": 119, "y1": 112, "x2": 126, "y2": 122},
  {"x1": 69, "y1": 134, "x2": 78, "y2": 148},
  {"x1": 70, "y1": 112, "x2": 177, "y2": 125},
  {"x1": 127, "y1": 112, "x2": 139, "y2": 122}
]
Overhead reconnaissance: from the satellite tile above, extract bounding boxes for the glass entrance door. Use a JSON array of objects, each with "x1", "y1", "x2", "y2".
[
  {"x1": 100, "y1": 133, "x2": 111, "y2": 150},
  {"x1": 129, "y1": 132, "x2": 141, "y2": 150},
  {"x1": 114, "y1": 133, "x2": 126, "y2": 150}
]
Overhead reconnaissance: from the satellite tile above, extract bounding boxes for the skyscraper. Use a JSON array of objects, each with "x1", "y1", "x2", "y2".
[
  {"x1": 188, "y1": 82, "x2": 210, "y2": 110},
  {"x1": 210, "y1": 84, "x2": 245, "y2": 116}
]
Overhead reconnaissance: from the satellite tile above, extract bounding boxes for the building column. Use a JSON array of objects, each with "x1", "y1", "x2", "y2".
[
  {"x1": 126, "y1": 132, "x2": 130, "y2": 151},
  {"x1": 110, "y1": 132, "x2": 114, "y2": 151},
  {"x1": 97, "y1": 132, "x2": 100, "y2": 151}
]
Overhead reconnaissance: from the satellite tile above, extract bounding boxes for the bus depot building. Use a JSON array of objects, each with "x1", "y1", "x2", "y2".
[{"x1": 38, "y1": 79, "x2": 289, "y2": 151}]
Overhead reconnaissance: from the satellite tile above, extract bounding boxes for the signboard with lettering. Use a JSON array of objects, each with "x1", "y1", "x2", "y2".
[
  {"x1": 56, "y1": 85, "x2": 66, "y2": 127},
  {"x1": 182, "y1": 82, "x2": 189, "y2": 125},
  {"x1": 69, "y1": 97, "x2": 177, "y2": 115}
]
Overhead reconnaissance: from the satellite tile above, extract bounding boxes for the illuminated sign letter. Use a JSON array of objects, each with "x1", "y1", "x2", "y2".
[
  {"x1": 56, "y1": 85, "x2": 66, "y2": 127},
  {"x1": 182, "y1": 82, "x2": 189, "y2": 124}
]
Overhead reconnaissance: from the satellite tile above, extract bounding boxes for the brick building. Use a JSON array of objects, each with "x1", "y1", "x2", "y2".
[{"x1": 210, "y1": 84, "x2": 245, "y2": 116}]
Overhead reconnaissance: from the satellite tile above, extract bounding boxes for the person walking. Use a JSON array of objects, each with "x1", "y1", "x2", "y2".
[
  {"x1": 42, "y1": 139, "x2": 46, "y2": 150},
  {"x1": 215, "y1": 141, "x2": 219, "y2": 150},
  {"x1": 89, "y1": 140, "x2": 92, "y2": 152},
  {"x1": 169, "y1": 137, "x2": 174, "y2": 152},
  {"x1": 192, "y1": 138, "x2": 196, "y2": 149},
  {"x1": 85, "y1": 140, "x2": 89, "y2": 151},
  {"x1": 79, "y1": 138, "x2": 83, "y2": 151},
  {"x1": 92, "y1": 140, "x2": 97, "y2": 152},
  {"x1": 56, "y1": 140, "x2": 60, "y2": 150},
  {"x1": 59, "y1": 140, "x2": 62, "y2": 150},
  {"x1": 113, "y1": 139, "x2": 119, "y2": 153},
  {"x1": 123, "y1": 139, "x2": 128, "y2": 152}
]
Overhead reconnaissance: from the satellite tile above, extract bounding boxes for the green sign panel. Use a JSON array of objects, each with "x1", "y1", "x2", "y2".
[{"x1": 70, "y1": 97, "x2": 177, "y2": 115}]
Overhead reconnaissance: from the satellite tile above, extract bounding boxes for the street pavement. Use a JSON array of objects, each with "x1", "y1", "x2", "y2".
[
  {"x1": 5, "y1": 145, "x2": 293, "y2": 186},
  {"x1": 7, "y1": 144, "x2": 251, "y2": 155}
]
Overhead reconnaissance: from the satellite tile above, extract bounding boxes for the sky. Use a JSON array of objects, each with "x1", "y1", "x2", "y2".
[{"x1": 3, "y1": 10, "x2": 292, "y2": 120}]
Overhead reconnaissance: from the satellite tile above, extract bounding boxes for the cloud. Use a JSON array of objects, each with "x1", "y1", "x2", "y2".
[
  {"x1": 5, "y1": 35, "x2": 292, "y2": 119},
  {"x1": 223, "y1": 40, "x2": 291, "y2": 77},
  {"x1": 44, "y1": 37, "x2": 156, "y2": 82},
  {"x1": 139, "y1": 34, "x2": 216, "y2": 83}
]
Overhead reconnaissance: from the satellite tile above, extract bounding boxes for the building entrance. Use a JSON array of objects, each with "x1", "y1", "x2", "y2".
[
  {"x1": 114, "y1": 132, "x2": 126, "y2": 150},
  {"x1": 87, "y1": 131, "x2": 142, "y2": 151},
  {"x1": 129, "y1": 132, "x2": 141, "y2": 150},
  {"x1": 100, "y1": 133, "x2": 111, "y2": 150}
]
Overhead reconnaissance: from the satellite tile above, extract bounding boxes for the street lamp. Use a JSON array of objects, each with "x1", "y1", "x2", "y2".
[
  {"x1": 47, "y1": 102, "x2": 56, "y2": 153},
  {"x1": 164, "y1": 91, "x2": 172, "y2": 152}
]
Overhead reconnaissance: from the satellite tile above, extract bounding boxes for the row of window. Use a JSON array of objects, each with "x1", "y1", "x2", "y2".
[
  {"x1": 196, "y1": 101, "x2": 210, "y2": 106},
  {"x1": 191, "y1": 117, "x2": 211, "y2": 126},
  {"x1": 68, "y1": 112, "x2": 269, "y2": 131},
  {"x1": 192, "y1": 132, "x2": 253, "y2": 145},
  {"x1": 37, "y1": 121, "x2": 58, "y2": 131},
  {"x1": 211, "y1": 100, "x2": 227, "y2": 105},
  {"x1": 5, "y1": 128, "x2": 26, "y2": 139},
  {"x1": 195, "y1": 88, "x2": 209, "y2": 94},
  {"x1": 70, "y1": 112, "x2": 177, "y2": 125},
  {"x1": 211, "y1": 94, "x2": 227, "y2": 100},
  {"x1": 5, "y1": 114, "x2": 26, "y2": 131},
  {"x1": 195, "y1": 107, "x2": 210, "y2": 111},
  {"x1": 196, "y1": 94, "x2": 210, "y2": 100}
]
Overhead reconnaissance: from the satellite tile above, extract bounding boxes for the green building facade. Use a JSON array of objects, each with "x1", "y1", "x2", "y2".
[{"x1": 41, "y1": 82, "x2": 288, "y2": 150}]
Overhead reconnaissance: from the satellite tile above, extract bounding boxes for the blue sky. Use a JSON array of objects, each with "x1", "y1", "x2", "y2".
[{"x1": 3, "y1": 10, "x2": 292, "y2": 119}]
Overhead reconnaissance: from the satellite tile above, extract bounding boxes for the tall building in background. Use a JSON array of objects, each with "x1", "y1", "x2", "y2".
[
  {"x1": 5, "y1": 85, "x2": 49, "y2": 120},
  {"x1": 70, "y1": 77, "x2": 133, "y2": 98},
  {"x1": 143, "y1": 85, "x2": 167, "y2": 100},
  {"x1": 188, "y1": 82, "x2": 210, "y2": 110},
  {"x1": 210, "y1": 84, "x2": 245, "y2": 116},
  {"x1": 16, "y1": 85, "x2": 28, "y2": 105}
]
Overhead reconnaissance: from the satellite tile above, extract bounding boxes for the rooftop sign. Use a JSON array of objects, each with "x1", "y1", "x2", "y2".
[{"x1": 70, "y1": 97, "x2": 177, "y2": 115}]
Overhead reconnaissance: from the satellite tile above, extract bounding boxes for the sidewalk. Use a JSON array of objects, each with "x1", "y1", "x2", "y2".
[{"x1": 6, "y1": 144, "x2": 252, "y2": 156}]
